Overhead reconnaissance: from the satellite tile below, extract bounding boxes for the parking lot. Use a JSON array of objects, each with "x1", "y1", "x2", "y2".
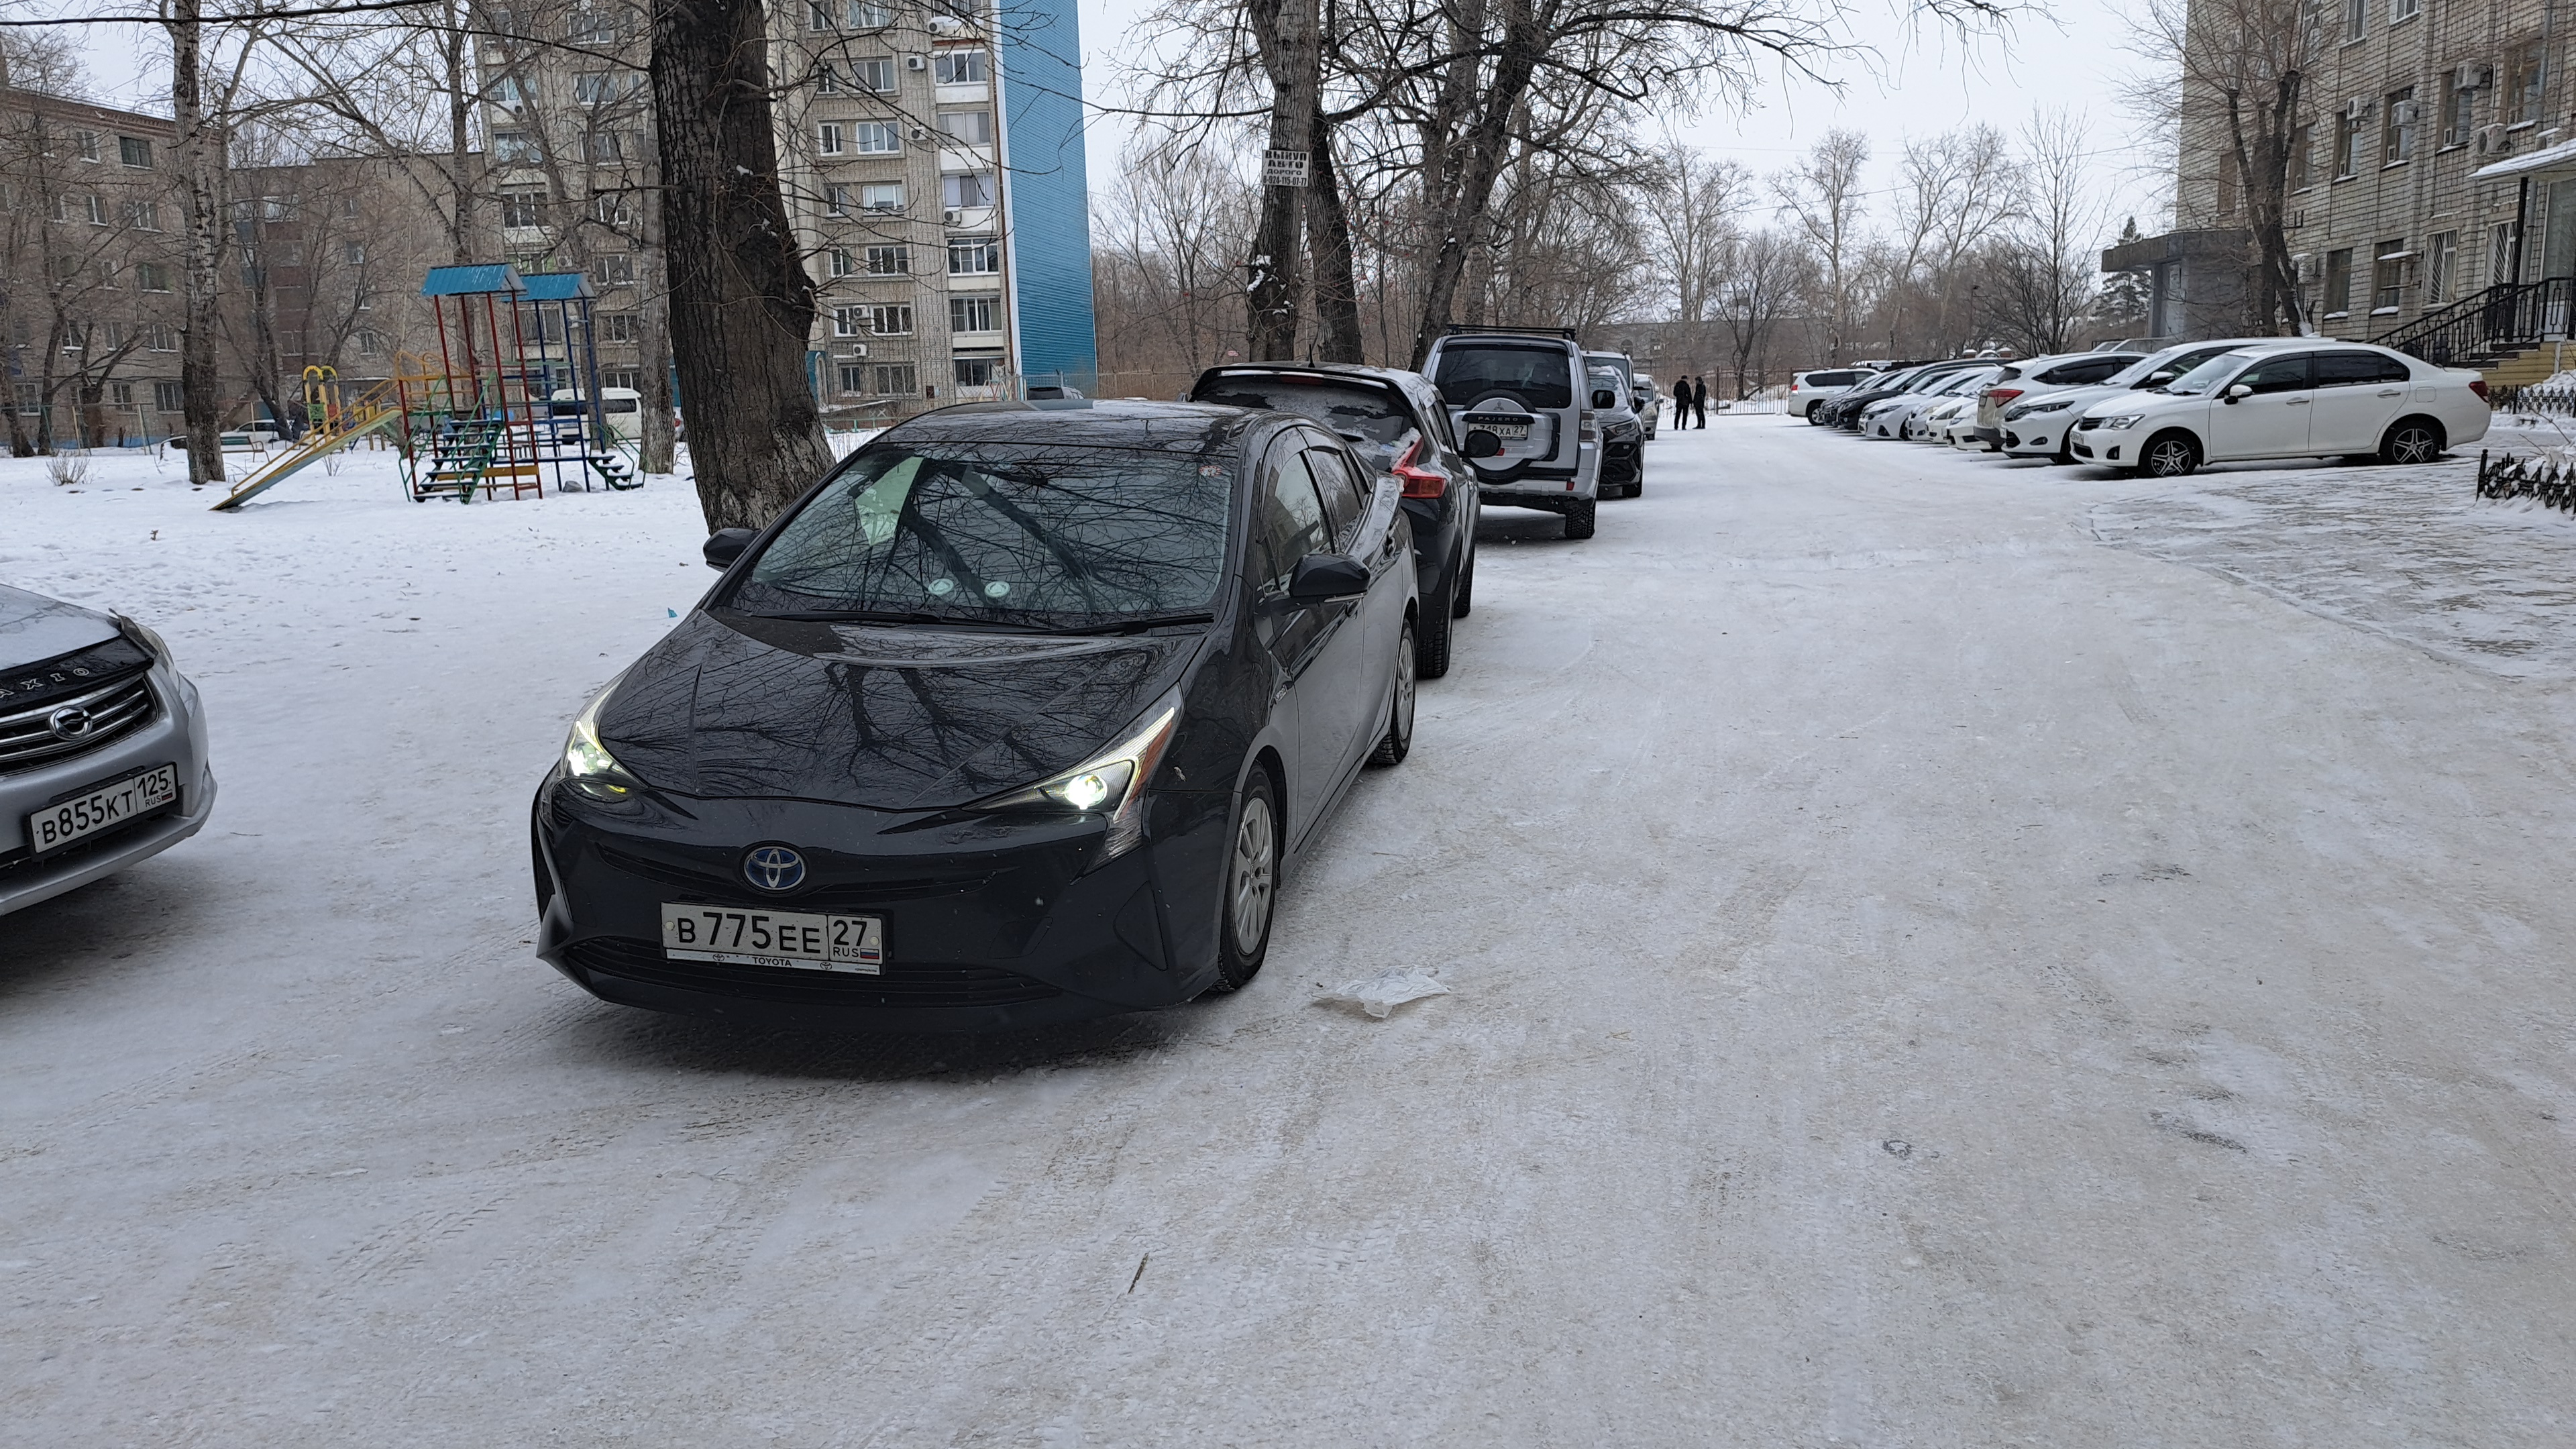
[{"x1": 7, "y1": 419, "x2": 2575, "y2": 1445}]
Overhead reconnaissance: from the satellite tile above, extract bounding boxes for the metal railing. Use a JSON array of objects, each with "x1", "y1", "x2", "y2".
[
  {"x1": 2375, "y1": 277, "x2": 2576, "y2": 366},
  {"x1": 2487, "y1": 384, "x2": 2576, "y2": 416},
  {"x1": 2477, "y1": 448, "x2": 2576, "y2": 513}
]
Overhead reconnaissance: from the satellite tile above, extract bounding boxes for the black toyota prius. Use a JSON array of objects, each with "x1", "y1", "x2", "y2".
[{"x1": 531, "y1": 401, "x2": 1419, "y2": 1030}]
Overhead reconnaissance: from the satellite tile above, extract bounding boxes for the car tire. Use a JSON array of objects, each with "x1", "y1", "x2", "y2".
[
  {"x1": 1805, "y1": 402, "x2": 1823, "y2": 423},
  {"x1": 1207, "y1": 768, "x2": 1280, "y2": 994},
  {"x1": 1415, "y1": 574, "x2": 1455, "y2": 680},
  {"x1": 1368, "y1": 619, "x2": 1417, "y2": 768},
  {"x1": 2139, "y1": 431, "x2": 2200, "y2": 478},
  {"x1": 1450, "y1": 545, "x2": 1474, "y2": 619},
  {"x1": 2379, "y1": 417, "x2": 2445, "y2": 465},
  {"x1": 1563, "y1": 498, "x2": 1597, "y2": 539}
]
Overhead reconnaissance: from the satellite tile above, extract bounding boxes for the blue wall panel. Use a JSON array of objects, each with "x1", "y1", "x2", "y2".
[{"x1": 998, "y1": 0, "x2": 1098, "y2": 392}]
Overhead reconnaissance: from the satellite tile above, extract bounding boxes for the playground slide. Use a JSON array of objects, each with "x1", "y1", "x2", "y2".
[{"x1": 208, "y1": 407, "x2": 406, "y2": 513}]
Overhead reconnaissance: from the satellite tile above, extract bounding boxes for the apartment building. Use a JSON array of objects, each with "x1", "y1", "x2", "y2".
[
  {"x1": 482, "y1": 0, "x2": 1097, "y2": 419},
  {"x1": 2123, "y1": 0, "x2": 2576, "y2": 376},
  {"x1": 0, "y1": 86, "x2": 190, "y2": 447}
]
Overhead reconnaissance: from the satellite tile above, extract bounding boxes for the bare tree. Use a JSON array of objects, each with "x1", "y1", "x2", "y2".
[
  {"x1": 1716, "y1": 225, "x2": 1808, "y2": 396},
  {"x1": 1772, "y1": 128, "x2": 1869, "y2": 362},
  {"x1": 1984, "y1": 109, "x2": 2107, "y2": 354},
  {"x1": 1643, "y1": 142, "x2": 1748, "y2": 370},
  {"x1": 2131, "y1": 0, "x2": 2312, "y2": 334}
]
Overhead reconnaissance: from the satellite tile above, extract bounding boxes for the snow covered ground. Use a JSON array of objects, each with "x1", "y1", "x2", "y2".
[{"x1": 7, "y1": 422, "x2": 2576, "y2": 1444}]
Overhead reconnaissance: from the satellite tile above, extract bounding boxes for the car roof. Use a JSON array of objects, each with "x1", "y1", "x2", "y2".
[{"x1": 885, "y1": 400, "x2": 1266, "y2": 452}]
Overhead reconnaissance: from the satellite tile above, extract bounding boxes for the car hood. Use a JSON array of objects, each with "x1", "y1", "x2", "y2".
[
  {"x1": 596, "y1": 610, "x2": 1202, "y2": 810},
  {"x1": 0, "y1": 584, "x2": 121, "y2": 669}
]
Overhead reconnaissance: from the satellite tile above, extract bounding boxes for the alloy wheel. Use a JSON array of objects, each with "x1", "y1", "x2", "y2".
[
  {"x1": 2389, "y1": 425, "x2": 2440, "y2": 464},
  {"x1": 2145, "y1": 438, "x2": 2196, "y2": 478},
  {"x1": 1228, "y1": 794, "x2": 1275, "y2": 953}
]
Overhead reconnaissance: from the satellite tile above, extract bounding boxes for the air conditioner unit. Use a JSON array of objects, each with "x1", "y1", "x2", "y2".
[
  {"x1": 908, "y1": 124, "x2": 930, "y2": 141},
  {"x1": 843, "y1": 343, "x2": 867, "y2": 358},
  {"x1": 2392, "y1": 99, "x2": 2418, "y2": 123},
  {"x1": 2461, "y1": 62, "x2": 2493, "y2": 89},
  {"x1": 905, "y1": 53, "x2": 928, "y2": 70},
  {"x1": 943, "y1": 207, "x2": 963, "y2": 225},
  {"x1": 2342, "y1": 97, "x2": 2367, "y2": 119},
  {"x1": 2478, "y1": 123, "x2": 2509, "y2": 153}
]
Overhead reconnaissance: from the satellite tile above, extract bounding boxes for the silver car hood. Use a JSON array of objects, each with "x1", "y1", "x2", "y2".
[{"x1": 0, "y1": 584, "x2": 121, "y2": 669}]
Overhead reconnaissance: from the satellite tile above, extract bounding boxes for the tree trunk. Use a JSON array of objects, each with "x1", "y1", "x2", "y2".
[
  {"x1": 1406, "y1": 0, "x2": 1540, "y2": 367},
  {"x1": 1307, "y1": 115, "x2": 1362, "y2": 363},
  {"x1": 651, "y1": 0, "x2": 831, "y2": 531},
  {"x1": 34, "y1": 318, "x2": 58, "y2": 455},
  {"x1": 445, "y1": 2, "x2": 474, "y2": 265},
  {"x1": 168, "y1": 0, "x2": 226, "y2": 485},
  {"x1": 1245, "y1": 0, "x2": 1318, "y2": 360},
  {"x1": 637, "y1": 241, "x2": 678, "y2": 474}
]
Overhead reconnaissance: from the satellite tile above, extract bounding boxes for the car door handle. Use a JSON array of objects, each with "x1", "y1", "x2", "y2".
[
  {"x1": 2376, "y1": 388, "x2": 2404, "y2": 396},
  {"x1": 2285, "y1": 398, "x2": 2309, "y2": 405}
]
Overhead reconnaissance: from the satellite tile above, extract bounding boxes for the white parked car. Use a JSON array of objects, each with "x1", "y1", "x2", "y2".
[
  {"x1": 1789, "y1": 368, "x2": 1880, "y2": 422},
  {"x1": 1970, "y1": 352, "x2": 2147, "y2": 447},
  {"x1": 1915, "y1": 394, "x2": 1977, "y2": 445},
  {"x1": 2068, "y1": 342, "x2": 2490, "y2": 477},
  {"x1": 2000, "y1": 339, "x2": 2274, "y2": 463},
  {"x1": 1868, "y1": 366, "x2": 2000, "y2": 439}
]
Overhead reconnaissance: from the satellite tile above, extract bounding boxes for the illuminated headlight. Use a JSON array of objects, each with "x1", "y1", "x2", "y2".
[
  {"x1": 978, "y1": 686, "x2": 1181, "y2": 859},
  {"x1": 2100, "y1": 414, "x2": 2146, "y2": 430},
  {"x1": 114, "y1": 612, "x2": 174, "y2": 669},
  {"x1": 561, "y1": 674, "x2": 644, "y2": 802}
]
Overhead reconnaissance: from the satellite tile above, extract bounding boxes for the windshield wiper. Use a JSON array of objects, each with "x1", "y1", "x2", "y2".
[
  {"x1": 748, "y1": 609, "x2": 1023, "y2": 629},
  {"x1": 1036, "y1": 612, "x2": 1218, "y2": 635}
]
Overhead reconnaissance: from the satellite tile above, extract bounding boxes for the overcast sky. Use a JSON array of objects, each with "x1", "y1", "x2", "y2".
[{"x1": 66, "y1": 0, "x2": 2167, "y2": 237}]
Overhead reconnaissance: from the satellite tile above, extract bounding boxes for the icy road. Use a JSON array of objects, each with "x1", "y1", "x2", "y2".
[{"x1": 5, "y1": 419, "x2": 2575, "y2": 1445}]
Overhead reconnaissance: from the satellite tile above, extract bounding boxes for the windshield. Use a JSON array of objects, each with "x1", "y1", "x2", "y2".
[
  {"x1": 2162, "y1": 350, "x2": 2262, "y2": 396},
  {"x1": 2119, "y1": 346, "x2": 2237, "y2": 390},
  {"x1": 1584, "y1": 353, "x2": 1633, "y2": 386},
  {"x1": 1435, "y1": 345, "x2": 1573, "y2": 409},
  {"x1": 1938, "y1": 370, "x2": 1998, "y2": 395},
  {"x1": 1193, "y1": 377, "x2": 1413, "y2": 447},
  {"x1": 1906, "y1": 368, "x2": 1971, "y2": 392},
  {"x1": 731, "y1": 441, "x2": 1236, "y2": 625}
]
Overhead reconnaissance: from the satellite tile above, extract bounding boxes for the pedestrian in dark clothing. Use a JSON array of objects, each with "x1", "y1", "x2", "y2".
[
  {"x1": 1690, "y1": 376, "x2": 1710, "y2": 428},
  {"x1": 1671, "y1": 376, "x2": 1690, "y2": 431}
]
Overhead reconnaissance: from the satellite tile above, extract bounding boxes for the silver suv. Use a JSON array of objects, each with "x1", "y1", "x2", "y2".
[
  {"x1": 1424, "y1": 327, "x2": 1601, "y2": 540},
  {"x1": 1, "y1": 586, "x2": 215, "y2": 916}
]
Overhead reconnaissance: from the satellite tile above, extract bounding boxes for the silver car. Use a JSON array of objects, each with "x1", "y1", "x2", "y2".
[
  {"x1": 1423, "y1": 327, "x2": 1603, "y2": 540},
  {"x1": 1, "y1": 585, "x2": 215, "y2": 915}
]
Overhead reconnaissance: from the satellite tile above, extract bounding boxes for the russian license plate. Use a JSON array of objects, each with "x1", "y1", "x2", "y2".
[
  {"x1": 659, "y1": 903, "x2": 884, "y2": 974},
  {"x1": 28, "y1": 764, "x2": 178, "y2": 855},
  {"x1": 1464, "y1": 416, "x2": 1530, "y2": 440}
]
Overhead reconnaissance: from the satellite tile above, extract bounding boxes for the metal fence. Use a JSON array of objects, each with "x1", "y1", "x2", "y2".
[
  {"x1": 2486, "y1": 385, "x2": 2576, "y2": 417},
  {"x1": 2476, "y1": 449, "x2": 2576, "y2": 513}
]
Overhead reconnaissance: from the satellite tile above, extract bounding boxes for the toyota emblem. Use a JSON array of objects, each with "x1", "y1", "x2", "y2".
[
  {"x1": 47, "y1": 705, "x2": 93, "y2": 741},
  {"x1": 743, "y1": 845, "x2": 807, "y2": 893}
]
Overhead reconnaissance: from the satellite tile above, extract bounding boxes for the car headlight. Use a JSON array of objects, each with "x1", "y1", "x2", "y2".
[
  {"x1": 2008, "y1": 399, "x2": 2073, "y2": 420},
  {"x1": 561, "y1": 674, "x2": 644, "y2": 802},
  {"x1": 114, "y1": 612, "x2": 173, "y2": 669},
  {"x1": 977, "y1": 686, "x2": 1181, "y2": 859},
  {"x1": 2101, "y1": 413, "x2": 2145, "y2": 430}
]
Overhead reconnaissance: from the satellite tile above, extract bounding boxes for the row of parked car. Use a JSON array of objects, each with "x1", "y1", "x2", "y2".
[{"x1": 1788, "y1": 336, "x2": 2493, "y2": 476}]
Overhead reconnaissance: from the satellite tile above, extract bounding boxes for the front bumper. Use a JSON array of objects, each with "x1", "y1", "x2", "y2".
[
  {"x1": 0, "y1": 667, "x2": 215, "y2": 916},
  {"x1": 533, "y1": 777, "x2": 1230, "y2": 1032}
]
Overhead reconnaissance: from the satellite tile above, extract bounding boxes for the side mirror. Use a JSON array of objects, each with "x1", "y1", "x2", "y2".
[
  {"x1": 704, "y1": 527, "x2": 756, "y2": 570},
  {"x1": 1287, "y1": 552, "x2": 1370, "y2": 602},
  {"x1": 2226, "y1": 383, "x2": 2254, "y2": 402},
  {"x1": 1591, "y1": 388, "x2": 1617, "y2": 409},
  {"x1": 1461, "y1": 429, "x2": 1504, "y2": 460}
]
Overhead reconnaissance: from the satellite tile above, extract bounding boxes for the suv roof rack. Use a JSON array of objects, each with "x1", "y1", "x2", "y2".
[{"x1": 1442, "y1": 324, "x2": 1580, "y2": 340}]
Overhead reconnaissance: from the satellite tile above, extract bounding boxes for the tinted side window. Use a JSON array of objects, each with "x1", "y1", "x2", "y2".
[
  {"x1": 1303, "y1": 445, "x2": 1368, "y2": 544},
  {"x1": 2049, "y1": 358, "x2": 2127, "y2": 384},
  {"x1": 1256, "y1": 445, "x2": 1330, "y2": 590},
  {"x1": 1434, "y1": 345, "x2": 1573, "y2": 409},
  {"x1": 2143, "y1": 348, "x2": 2232, "y2": 386},
  {"x1": 1190, "y1": 377, "x2": 1411, "y2": 446},
  {"x1": 2235, "y1": 355, "x2": 2314, "y2": 394},
  {"x1": 2315, "y1": 352, "x2": 2412, "y2": 386}
]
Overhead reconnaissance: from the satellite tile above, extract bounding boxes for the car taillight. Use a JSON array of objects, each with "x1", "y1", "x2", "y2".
[
  {"x1": 2470, "y1": 378, "x2": 2490, "y2": 402},
  {"x1": 1392, "y1": 436, "x2": 1448, "y2": 499},
  {"x1": 1987, "y1": 388, "x2": 2022, "y2": 405}
]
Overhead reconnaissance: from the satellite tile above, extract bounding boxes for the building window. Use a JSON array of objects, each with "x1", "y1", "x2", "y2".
[
  {"x1": 357, "y1": 329, "x2": 386, "y2": 356},
  {"x1": 806, "y1": 0, "x2": 833, "y2": 28},
  {"x1": 2342, "y1": 0, "x2": 2364, "y2": 40},
  {"x1": 491, "y1": 76, "x2": 528, "y2": 109},
  {"x1": 856, "y1": 56, "x2": 898, "y2": 92},
  {"x1": 2372, "y1": 238, "x2": 2408, "y2": 311},
  {"x1": 936, "y1": 109, "x2": 994, "y2": 145},
  {"x1": 853, "y1": 121, "x2": 901, "y2": 154},
  {"x1": 2321, "y1": 247, "x2": 2353, "y2": 315},
  {"x1": 934, "y1": 49, "x2": 987, "y2": 84},
  {"x1": 117, "y1": 135, "x2": 152, "y2": 168},
  {"x1": 2427, "y1": 231, "x2": 2457, "y2": 303},
  {"x1": 871, "y1": 362, "x2": 917, "y2": 395},
  {"x1": 2383, "y1": 87, "x2": 2416, "y2": 164},
  {"x1": 2511, "y1": 42, "x2": 2544, "y2": 125},
  {"x1": 949, "y1": 294, "x2": 998, "y2": 332},
  {"x1": 501, "y1": 189, "x2": 549, "y2": 227},
  {"x1": 2390, "y1": 0, "x2": 2418, "y2": 20},
  {"x1": 824, "y1": 184, "x2": 852, "y2": 216},
  {"x1": 2291, "y1": 123, "x2": 2315, "y2": 189},
  {"x1": 569, "y1": 9, "x2": 623, "y2": 43},
  {"x1": 825, "y1": 248, "x2": 855, "y2": 277},
  {"x1": 2216, "y1": 149, "x2": 2239, "y2": 215},
  {"x1": 136, "y1": 262, "x2": 171, "y2": 291},
  {"x1": 593, "y1": 192, "x2": 633, "y2": 225},
  {"x1": 600, "y1": 312, "x2": 639, "y2": 342},
  {"x1": 838, "y1": 362, "x2": 869, "y2": 394},
  {"x1": 154, "y1": 381, "x2": 184, "y2": 412},
  {"x1": 584, "y1": 131, "x2": 625, "y2": 163},
  {"x1": 16, "y1": 383, "x2": 40, "y2": 416},
  {"x1": 573, "y1": 70, "x2": 641, "y2": 103},
  {"x1": 592, "y1": 252, "x2": 637, "y2": 285},
  {"x1": 72, "y1": 129, "x2": 99, "y2": 161},
  {"x1": 80, "y1": 194, "x2": 107, "y2": 225},
  {"x1": 492, "y1": 130, "x2": 540, "y2": 164},
  {"x1": 602, "y1": 368, "x2": 643, "y2": 390},
  {"x1": 2492, "y1": 221, "x2": 2517, "y2": 285},
  {"x1": 2336, "y1": 109, "x2": 2365, "y2": 178},
  {"x1": 263, "y1": 196, "x2": 294, "y2": 220},
  {"x1": 948, "y1": 235, "x2": 1000, "y2": 274},
  {"x1": 816, "y1": 61, "x2": 841, "y2": 93},
  {"x1": 865, "y1": 244, "x2": 910, "y2": 274},
  {"x1": 861, "y1": 180, "x2": 904, "y2": 213},
  {"x1": 343, "y1": 240, "x2": 366, "y2": 264},
  {"x1": 2440, "y1": 70, "x2": 2475, "y2": 147},
  {"x1": 833, "y1": 305, "x2": 865, "y2": 336},
  {"x1": 110, "y1": 382, "x2": 132, "y2": 406},
  {"x1": 943, "y1": 170, "x2": 994, "y2": 209},
  {"x1": 146, "y1": 323, "x2": 176, "y2": 351},
  {"x1": 869, "y1": 303, "x2": 912, "y2": 334},
  {"x1": 954, "y1": 357, "x2": 998, "y2": 388},
  {"x1": 844, "y1": 0, "x2": 892, "y2": 26},
  {"x1": 818, "y1": 123, "x2": 845, "y2": 156}
]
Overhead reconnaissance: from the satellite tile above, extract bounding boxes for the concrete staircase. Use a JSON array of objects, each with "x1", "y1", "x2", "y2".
[{"x1": 2481, "y1": 345, "x2": 2571, "y2": 389}]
